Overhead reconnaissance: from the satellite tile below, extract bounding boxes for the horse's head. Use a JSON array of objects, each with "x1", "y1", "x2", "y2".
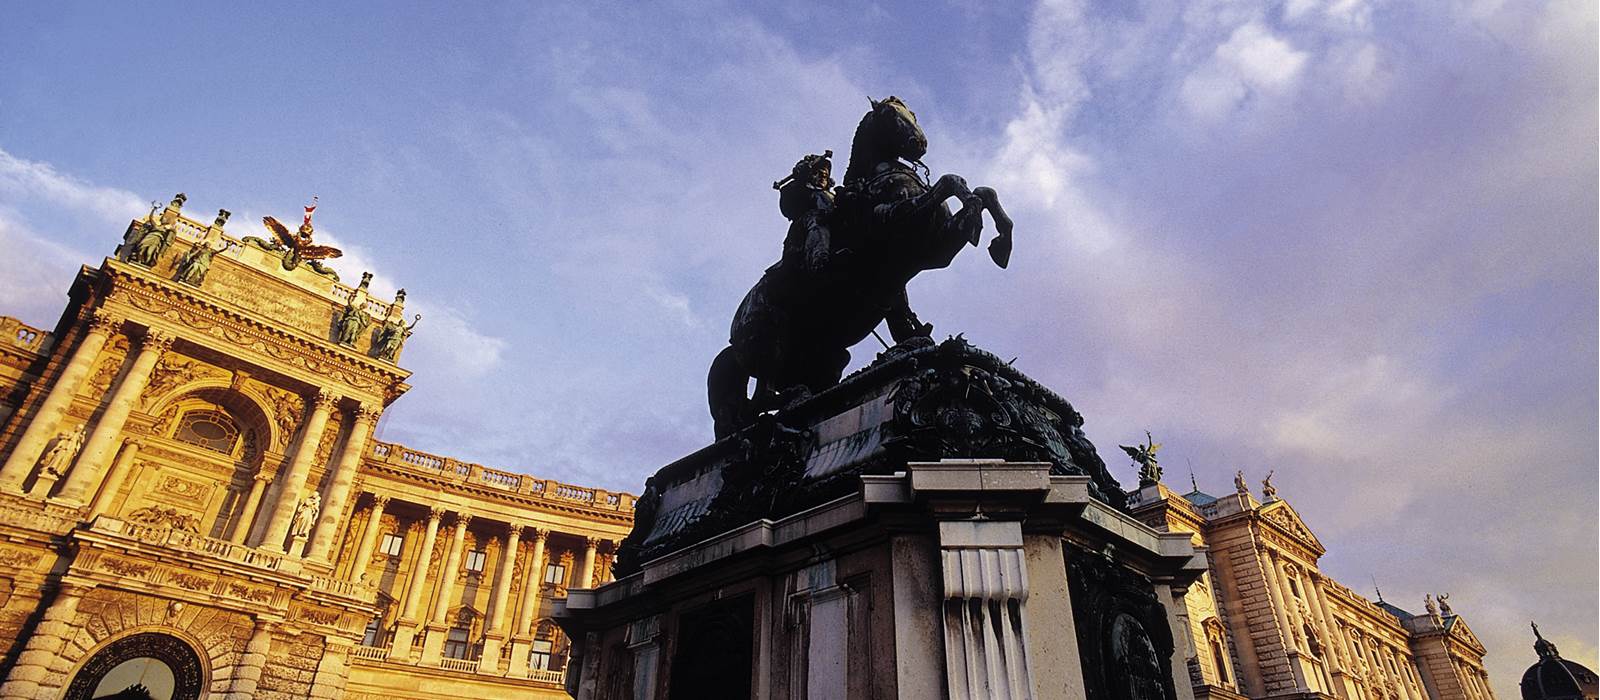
[
  {"x1": 845, "y1": 96, "x2": 929, "y2": 184},
  {"x1": 869, "y1": 96, "x2": 927, "y2": 161}
]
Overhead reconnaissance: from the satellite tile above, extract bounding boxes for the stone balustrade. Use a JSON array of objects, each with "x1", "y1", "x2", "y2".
[
  {"x1": 346, "y1": 642, "x2": 567, "y2": 686},
  {"x1": 528, "y1": 669, "x2": 565, "y2": 684},
  {"x1": 366, "y1": 440, "x2": 635, "y2": 513},
  {"x1": 352, "y1": 645, "x2": 388, "y2": 661},
  {"x1": 99, "y1": 517, "x2": 290, "y2": 572},
  {"x1": 437, "y1": 657, "x2": 479, "y2": 674}
]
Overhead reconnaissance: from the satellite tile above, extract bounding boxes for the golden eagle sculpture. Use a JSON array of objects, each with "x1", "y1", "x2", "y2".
[{"x1": 262, "y1": 198, "x2": 341, "y2": 272}]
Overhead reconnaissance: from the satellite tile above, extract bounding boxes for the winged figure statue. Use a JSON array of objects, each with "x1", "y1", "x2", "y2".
[
  {"x1": 262, "y1": 199, "x2": 342, "y2": 272},
  {"x1": 1121, "y1": 431, "x2": 1163, "y2": 485}
]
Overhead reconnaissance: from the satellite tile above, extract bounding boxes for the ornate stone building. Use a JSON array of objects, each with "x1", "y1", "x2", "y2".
[
  {"x1": 1127, "y1": 475, "x2": 1496, "y2": 700},
  {"x1": 0, "y1": 195, "x2": 634, "y2": 699}
]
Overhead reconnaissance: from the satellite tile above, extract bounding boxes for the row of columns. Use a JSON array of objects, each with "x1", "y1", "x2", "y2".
[
  {"x1": 0, "y1": 309, "x2": 381, "y2": 567},
  {"x1": 341, "y1": 495, "x2": 609, "y2": 674},
  {"x1": 0, "y1": 311, "x2": 168, "y2": 501}
]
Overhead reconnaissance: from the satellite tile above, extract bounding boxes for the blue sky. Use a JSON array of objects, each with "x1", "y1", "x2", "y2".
[{"x1": 1, "y1": 1, "x2": 1593, "y2": 690}]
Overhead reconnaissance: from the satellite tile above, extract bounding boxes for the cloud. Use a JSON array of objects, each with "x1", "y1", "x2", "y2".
[
  {"x1": 0, "y1": 148, "x2": 144, "y2": 223},
  {"x1": 1181, "y1": 21, "x2": 1309, "y2": 119}
]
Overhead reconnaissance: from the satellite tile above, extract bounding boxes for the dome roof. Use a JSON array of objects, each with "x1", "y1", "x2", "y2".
[{"x1": 1521, "y1": 623, "x2": 1599, "y2": 700}]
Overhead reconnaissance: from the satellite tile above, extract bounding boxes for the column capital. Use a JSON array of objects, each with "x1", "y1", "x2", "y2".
[
  {"x1": 583, "y1": 536, "x2": 601, "y2": 550},
  {"x1": 310, "y1": 390, "x2": 340, "y2": 411},
  {"x1": 142, "y1": 328, "x2": 177, "y2": 352},
  {"x1": 525, "y1": 527, "x2": 547, "y2": 542},
  {"x1": 370, "y1": 493, "x2": 392, "y2": 511},
  {"x1": 354, "y1": 403, "x2": 383, "y2": 423},
  {"x1": 427, "y1": 506, "x2": 446, "y2": 522},
  {"x1": 88, "y1": 310, "x2": 126, "y2": 334},
  {"x1": 122, "y1": 437, "x2": 145, "y2": 449},
  {"x1": 253, "y1": 471, "x2": 274, "y2": 484},
  {"x1": 452, "y1": 513, "x2": 473, "y2": 530}
]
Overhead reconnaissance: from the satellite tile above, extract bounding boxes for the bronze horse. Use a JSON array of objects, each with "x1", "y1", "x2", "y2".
[{"x1": 707, "y1": 97, "x2": 1014, "y2": 438}]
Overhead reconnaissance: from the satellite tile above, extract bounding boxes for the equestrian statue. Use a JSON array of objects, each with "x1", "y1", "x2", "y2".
[{"x1": 708, "y1": 96, "x2": 1014, "y2": 438}]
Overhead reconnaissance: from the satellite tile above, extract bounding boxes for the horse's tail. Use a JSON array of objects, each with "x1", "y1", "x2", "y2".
[{"x1": 708, "y1": 345, "x2": 752, "y2": 439}]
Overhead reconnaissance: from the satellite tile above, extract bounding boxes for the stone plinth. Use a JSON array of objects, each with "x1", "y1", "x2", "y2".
[{"x1": 557, "y1": 338, "x2": 1207, "y2": 700}]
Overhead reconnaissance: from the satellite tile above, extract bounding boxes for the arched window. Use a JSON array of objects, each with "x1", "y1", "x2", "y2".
[{"x1": 173, "y1": 410, "x2": 240, "y2": 455}]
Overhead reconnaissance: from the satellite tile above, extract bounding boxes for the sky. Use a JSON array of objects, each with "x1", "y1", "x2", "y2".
[{"x1": 0, "y1": 1, "x2": 1593, "y2": 692}]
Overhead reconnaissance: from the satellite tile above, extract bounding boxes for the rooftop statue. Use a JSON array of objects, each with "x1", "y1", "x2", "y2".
[
  {"x1": 708, "y1": 96, "x2": 1015, "y2": 438},
  {"x1": 173, "y1": 239, "x2": 237, "y2": 286},
  {"x1": 126, "y1": 201, "x2": 176, "y2": 267},
  {"x1": 1121, "y1": 431, "x2": 1163, "y2": 487},
  {"x1": 262, "y1": 197, "x2": 343, "y2": 273}
]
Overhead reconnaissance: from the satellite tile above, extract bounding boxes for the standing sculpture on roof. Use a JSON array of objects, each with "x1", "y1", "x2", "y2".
[
  {"x1": 335, "y1": 272, "x2": 374, "y2": 346},
  {"x1": 127, "y1": 201, "x2": 176, "y2": 267},
  {"x1": 173, "y1": 239, "x2": 238, "y2": 286},
  {"x1": 707, "y1": 96, "x2": 1015, "y2": 438}
]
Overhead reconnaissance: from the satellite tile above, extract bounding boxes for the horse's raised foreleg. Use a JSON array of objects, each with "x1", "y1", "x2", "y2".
[{"x1": 974, "y1": 186, "x2": 1014, "y2": 269}]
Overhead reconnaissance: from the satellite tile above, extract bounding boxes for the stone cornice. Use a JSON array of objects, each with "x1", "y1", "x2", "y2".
[{"x1": 99, "y1": 260, "x2": 411, "y2": 401}]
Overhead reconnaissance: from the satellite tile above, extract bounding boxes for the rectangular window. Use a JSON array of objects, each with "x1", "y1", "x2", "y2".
[
  {"x1": 465, "y1": 549, "x2": 487, "y2": 573},
  {"x1": 544, "y1": 563, "x2": 567, "y2": 585},
  {"x1": 530, "y1": 639, "x2": 553, "y2": 670},
  {"x1": 380, "y1": 533, "x2": 404, "y2": 557},
  {"x1": 361, "y1": 616, "x2": 384, "y2": 647},
  {"x1": 444, "y1": 627, "x2": 473, "y2": 660}
]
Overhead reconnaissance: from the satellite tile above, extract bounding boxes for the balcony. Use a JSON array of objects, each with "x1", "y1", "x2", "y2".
[
  {"x1": 367, "y1": 440, "x2": 636, "y2": 514},
  {"x1": 348, "y1": 642, "x2": 567, "y2": 687},
  {"x1": 81, "y1": 516, "x2": 377, "y2": 602}
]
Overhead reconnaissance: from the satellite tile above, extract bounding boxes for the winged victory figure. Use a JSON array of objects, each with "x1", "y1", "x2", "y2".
[{"x1": 262, "y1": 197, "x2": 342, "y2": 272}]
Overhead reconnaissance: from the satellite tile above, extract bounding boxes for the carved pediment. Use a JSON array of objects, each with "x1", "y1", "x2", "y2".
[
  {"x1": 1448, "y1": 617, "x2": 1487, "y2": 654},
  {"x1": 1259, "y1": 501, "x2": 1324, "y2": 555}
]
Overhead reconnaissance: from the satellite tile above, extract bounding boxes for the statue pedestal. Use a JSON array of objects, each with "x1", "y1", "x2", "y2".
[
  {"x1": 556, "y1": 337, "x2": 1208, "y2": 700},
  {"x1": 289, "y1": 532, "x2": 309, "y2": 558},
  {"x1": 28, "y1": 473, "x2": 60, "y2": 499}
]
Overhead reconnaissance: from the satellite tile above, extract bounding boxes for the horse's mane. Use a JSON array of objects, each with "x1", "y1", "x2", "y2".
[{"x1": 843, "y1": 106, "x2": 880, "y2": 187}]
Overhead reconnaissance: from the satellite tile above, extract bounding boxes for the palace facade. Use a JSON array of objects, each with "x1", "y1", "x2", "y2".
[
  {"x1": 0, "y1": 195, "x2": 634, "y2": 699},
  {"x1": 1128, "y1": 476, "x2": 1496, "y2": 700}
]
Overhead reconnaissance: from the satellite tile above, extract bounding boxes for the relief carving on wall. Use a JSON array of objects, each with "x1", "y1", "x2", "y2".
[
  {"x1": 262, "y1": 386, "x2": 303, "y2": 450},
  {"x1": 297, "y1": 605, "x2": 342, "y2": 626},
  {"x1": 118, "y1": 285, "x2": 396, "y2": 393},
  {"x1": 0, "y1": 547, "x2": 40, "y2": 570},
  {"x1": 84, "y1": 336, "x2": 131, "y2": 397},
  {"x1": 140, "y1": 354, "x2": 227, "y2": 410},
  {"x1": 226, "y1": 581, "x2": 274, "y2": 603},
  {"x1": 153, "y1": 473, "x2": 214, "y2": 506},
  {"x1": 100, "y1": 557, "x2": 155, "y2": 578},
  {"x1": 169, "y1": 572, "x2": 215, "y2": 592},
  {"x1": 126, "y1": 505, "x2": 203, "y2": 533}
]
